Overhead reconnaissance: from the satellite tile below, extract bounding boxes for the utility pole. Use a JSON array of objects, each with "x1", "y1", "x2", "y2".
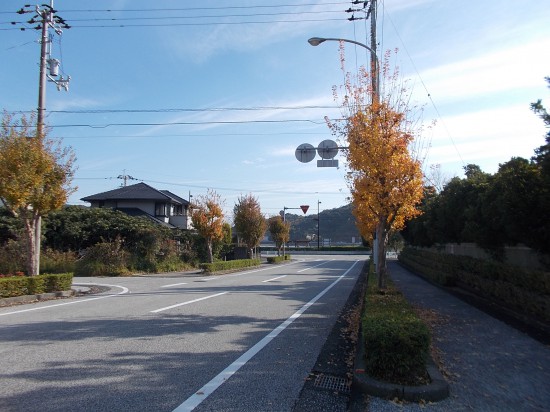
[
  {"x1": 348, "y1": 0, "x2": 381, "y2": 272},
  {"x1": 16, "y1": 1, "x2": 70, "y2": 275},
  {"x1": 18, "y1": 1, "x2": 71, "y2": 137},
  {"x1": 368, "y1": 0, "x2": 379, "y2": 103},
  {"x1": 366, "y1": 0, "x2": 382, "y2": 277},
  {"x1": 117, "y1": 170, "x2": 137, "y2": 187}
]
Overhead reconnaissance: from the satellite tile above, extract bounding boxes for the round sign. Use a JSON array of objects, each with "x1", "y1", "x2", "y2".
[
  {"x1": 317, "y1": 139, "x2": 338, "y2": 159},
  {"x1": 295, "y1": 143, "x2": 316, "y2": 163}
]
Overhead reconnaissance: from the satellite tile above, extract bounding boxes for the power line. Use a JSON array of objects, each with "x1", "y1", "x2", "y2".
[
  {"x1": 382, "y1": 5, "x2": 465, "y2": 168},
  {"x1": 45, "y1": 105, "x2": 340, "y2": 114},
  {"x1": 57, "y1": 3, "x2": 349, "y2": 13},
  {"x1": 3, "y1": 2, "x2": 350, "y2": 30},
  {"x1": 36, "y1": 118, "x2": 332, "y2": 129},
  {"x1": 73, "y1": 176, "x2": 347, "y2": 196},
  {"x1": 42, "y1": 10, "x2": 343, "y2": 23},
  {"x1": 51, "y1": 131, "x2": 326, "y2": 140}
]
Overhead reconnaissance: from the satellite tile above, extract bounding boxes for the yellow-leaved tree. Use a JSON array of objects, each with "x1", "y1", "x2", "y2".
[
  {"x1": 267, "y1": 215, "x2": 290, "y2": 256},
  {"x1": 327, "y1": 49, "x2": 427, "y2": 288},
  {"x1": 233, "y1": 194, "x2": 267, "y2": 258},
  {"x1": 0, "y1": 111, "x2": 77, "y2": 276},
  {"x1": 190, "y1": 189, "x2": 226, "y2": 263}
]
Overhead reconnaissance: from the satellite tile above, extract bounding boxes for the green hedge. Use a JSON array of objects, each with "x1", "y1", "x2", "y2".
[
  {"x1": 0, "y1": 277, "x2": 28, "y2": 298},
  {"x1": 199, "y1": 259, "x2": 261, "y2": 274},
  {"x1": 0, "y1": 273, "x2": 73, "y2": 298},
  {"x1": 399, "y1": 247, "x2": 550, "y2": 323},
  {"x1": 266, "y1": 255, "x2": 291, "y2": 264},
  {"x1": 363, "y1": 268, "x2": 430, "y2": 385}
]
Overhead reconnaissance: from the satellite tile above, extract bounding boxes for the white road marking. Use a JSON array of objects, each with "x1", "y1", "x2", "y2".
[
  {"x1": 160, "y1": 282, "x2": 188, "y2": 288},
  {"x1": 0, "y1": 283, "x2": 129, "y2": 317},
  {"x1": 297, "y1": 259, "x2": 333, "y2": 273},
  {"x1": 262, "y1": 275, "x2": 287, "y2": 283},
  {"x1": 199, "y1": 276, "x2": 220, "y2": 282},
  {"x1": 151, "y1": 292, "x2": 228, "y2": 313},
  {"x1": 200, "y1": 261, "x2": 299, "y2": 282},
  {"x1": 173, "y1": 260, "x2": 360, "y2": 412}
]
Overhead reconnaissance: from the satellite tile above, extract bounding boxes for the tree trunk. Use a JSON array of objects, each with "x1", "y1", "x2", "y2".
[
  {"x1": 376, "y1": 220, "x2": 387, "y2": 289},
  {"x1": 206, "y1": 240, "x2": 213, "y2": 263},
  {"x1": 34, "y1": 216, "x2": 41, "y2": 276},
  {"x1": 23, "y1": 216, "x2": 39, "y2": 276}
]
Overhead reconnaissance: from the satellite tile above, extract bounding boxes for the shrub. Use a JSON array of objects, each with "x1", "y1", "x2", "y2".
[
  {"x1": 27, "y1": 276, "x2": 47, "y2": 294},
  {"x1": 0, "y1": 276, "x2": 28, "y2": 297},
  {"x1": 266, "y1": 255, "x2": 291, "y2": 264},
  {"x1": 398, "y1": 247, "x2": 550, "y2": 322},
  {"x1": 200, "y1": 258, "x2": 261, "y2": 274},
  {"x1": 74, "y1": 238, "x2": 130, "y2": 276},
  {"x1": 0, "y1": 239, "x2": 26, "y2": 274},
  {"x1": 44, "y1": 273, "x2": 73, "y2": 292},
  {"x1": 0, "y1": 273, "x2": 73, "y2": 298},
  {"x1": 40, "y1": 249, "x2": 77, "y2": 274},
  {"x1": 363, "y1": 271, "x2": 430, "y2": 385}
]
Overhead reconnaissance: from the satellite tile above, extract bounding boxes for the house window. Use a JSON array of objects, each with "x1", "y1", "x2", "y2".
[
  {"x1": 155, "y1": 203, "x2": 167, "y2": 217},
  {"x1": 174, "y1": 204, "x2": 183, "y2": 216}
]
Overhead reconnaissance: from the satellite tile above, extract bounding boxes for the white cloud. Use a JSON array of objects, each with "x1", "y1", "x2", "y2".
[
  {"x1": 414, "y1": 39, "x2": 550, "y2": 103},
  {"x1": 157, "y1": 2, "x2": 345, "y2": 63},
  {"x1": 426, "y1": 104, "x2": 546, "y2": 173}
]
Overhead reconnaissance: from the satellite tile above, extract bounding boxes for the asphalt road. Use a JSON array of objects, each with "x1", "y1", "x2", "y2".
[{"x1": 0, "y1": 254, "x2": 366, "y2": 412}]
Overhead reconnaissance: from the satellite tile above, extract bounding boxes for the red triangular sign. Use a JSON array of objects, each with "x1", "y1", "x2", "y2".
[{"x1": 300, "y1": 205, "x2": 309, "y2": 214}]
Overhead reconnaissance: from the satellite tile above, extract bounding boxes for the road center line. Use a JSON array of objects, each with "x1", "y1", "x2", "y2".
[
  {"x1": 297, "y1": 259, "x2": 333, "y2": 273},
  {"x1": 200, "y1": 261, "x2": 299, "y2": 282},
  {"x1": 173, "y1": 259, "x2": 360, "y2": 412},
  {"x1": 160, "y1": 282, "x2": 188, "y2": 288},
  {"x1": 151, "y1": 292, "x2": 228, "y2": 313},
  {"x1": 262, "y1": 275, "x2": 287, "y2": 283}
]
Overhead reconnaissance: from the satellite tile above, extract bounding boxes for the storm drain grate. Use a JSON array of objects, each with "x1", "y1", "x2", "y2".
[{"x1": 313, "y1": 374, "x2": 352, "y2": 394}]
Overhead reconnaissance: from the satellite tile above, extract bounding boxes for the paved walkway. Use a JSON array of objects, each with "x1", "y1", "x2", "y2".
[{"x1": 366, "y1": 261, "x2": 550, "y2": 412}]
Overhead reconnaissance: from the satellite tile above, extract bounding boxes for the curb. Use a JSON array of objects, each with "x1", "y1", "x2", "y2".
[
  {"x1": 0, "y1": 289, "x2": 75, "y2": 307},
  {"x1": 352, "y1": 329, "x2": 449, "y2": 402}
]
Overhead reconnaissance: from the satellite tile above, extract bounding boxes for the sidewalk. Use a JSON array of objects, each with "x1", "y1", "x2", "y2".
[{"x1": 364, "y1": 261, "x2": 550, "y2": 412}]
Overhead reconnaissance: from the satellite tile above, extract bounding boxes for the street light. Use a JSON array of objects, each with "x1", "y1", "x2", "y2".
[
  {"x1": 307, "y1": 36, "x2": 379, "y2": 102},
  {"x1": 308, "y1": 37, "x2": 375, "y2": 53}
]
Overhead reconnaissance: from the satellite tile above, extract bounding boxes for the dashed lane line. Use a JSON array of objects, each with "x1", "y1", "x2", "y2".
[
  {"x1": 297, "y1": 259, "x2": 334, "y2": 273},
  {"x1": 160, "y1": 282, "x2": 188, "y2": 288},
  {"x1": 151, "y1": 292, "x2": 228, "y2": 313},
  {"x1": 262, "y1": 275, "x2": 287, "y2": 283}
]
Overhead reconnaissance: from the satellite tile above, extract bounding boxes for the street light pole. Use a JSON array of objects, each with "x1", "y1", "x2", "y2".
[
  {"x1": 308, "y1": 4, "x2": 382, "y2": 272},
  {"x1": 317, "y1": 200, "x2": 321, "y2": 250}
]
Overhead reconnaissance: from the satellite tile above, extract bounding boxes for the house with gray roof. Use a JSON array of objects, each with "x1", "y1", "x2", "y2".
[{"x1": 81, "y1": 182, "x2": 190, "y2": 229}]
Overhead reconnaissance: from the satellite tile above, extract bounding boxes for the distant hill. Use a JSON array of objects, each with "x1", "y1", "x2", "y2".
[{"x1": 283, "y1": 203, "x2": 362, "y2": 244}]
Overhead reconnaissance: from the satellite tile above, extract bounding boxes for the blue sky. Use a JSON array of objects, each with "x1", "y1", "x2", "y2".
[{"x1": 1, "y1": 0, "x2": 549, "y2": 220}]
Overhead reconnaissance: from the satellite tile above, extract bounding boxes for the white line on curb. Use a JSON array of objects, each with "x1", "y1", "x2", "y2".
[{"x1": 0, "y1": 283, "x2": 129, "y2": 317}]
